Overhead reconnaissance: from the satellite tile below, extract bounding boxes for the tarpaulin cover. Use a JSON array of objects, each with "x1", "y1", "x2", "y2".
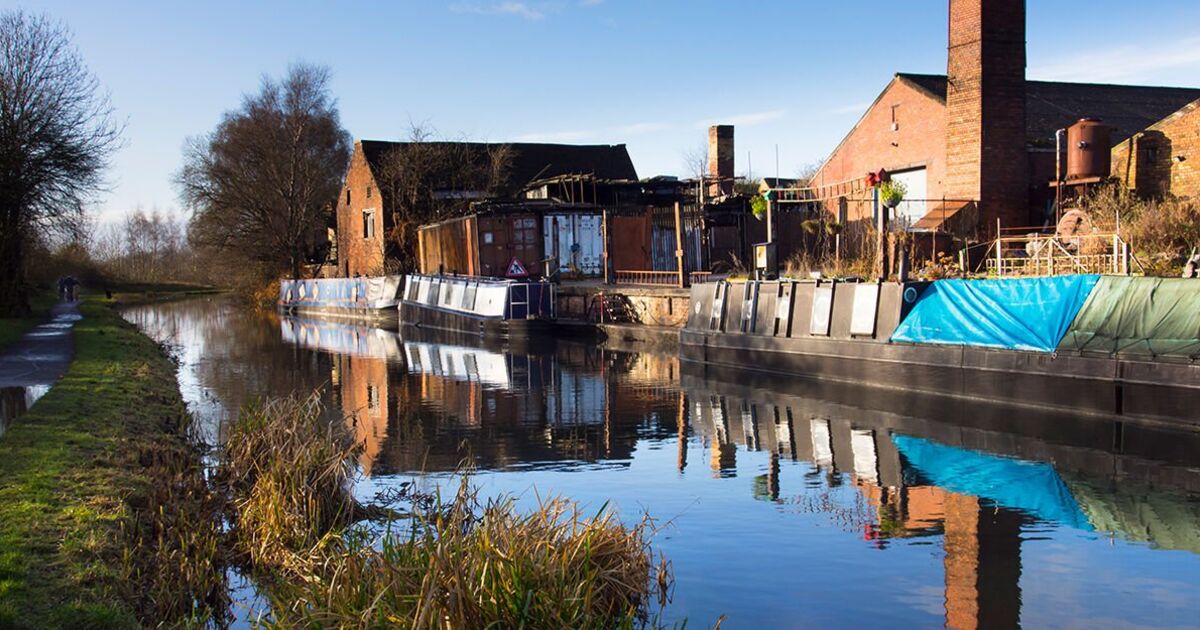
[
  {"x1": 1057, "y1": 276, "x2": 1200, "y2": 358},
  {"x1": 892, "y1": 435, "x2": 1092, "y2": 530},
  {"x1": 890, "y1": 275, "x2": 1099, "y2": 352}
]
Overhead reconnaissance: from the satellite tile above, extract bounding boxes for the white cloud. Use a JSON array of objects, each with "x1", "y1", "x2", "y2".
[
  {"x1": 451, "y1": 2, "x2": 546, "y2": 21},
  {"x1": 694, "y1": 109, "x2": 787, "y2": 128},
  {"x1": 1031, "y1": 36, "x2": 1200, "y2": 84}
]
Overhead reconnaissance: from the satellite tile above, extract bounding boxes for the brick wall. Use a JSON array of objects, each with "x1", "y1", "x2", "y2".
[
  {"x1": 1111, "y1": 99, "x2": 1200, "y2": 199},
  {"x1": 810, "y1": 78, "x2": 948, "y2": 223},
  {"x1": 336, "y1": 142, "x2": 386, "y2": 277},
  {"x1": 708, "y1": 125, "x2": 734, "y2": 197},
  {"x1": 945, "y1": 0, "x2": 1028, "y2": 233}
]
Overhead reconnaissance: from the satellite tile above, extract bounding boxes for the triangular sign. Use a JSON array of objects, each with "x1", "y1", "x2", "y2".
[{"x1": 505, "y1": 257, "x2": 529, "y2": 278}]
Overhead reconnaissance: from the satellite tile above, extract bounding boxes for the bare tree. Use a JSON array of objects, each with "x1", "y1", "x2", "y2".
[
  {"x1": 0, "y1": 11, "x2": 121, "y2": 314},
  {"x1": 681, "y1": 141, "x2": 708, "y2": 180},
  {"x1": 373, "y1": 124, "x2": 512, "y2": 273},
  {"x1": 178, "y1": 63, "x2": 350, "y2": 280}
]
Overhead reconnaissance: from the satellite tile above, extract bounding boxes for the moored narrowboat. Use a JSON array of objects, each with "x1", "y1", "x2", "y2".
[
  {"x1": 399, "y1": 273, "x2": 555, "y2": 340},
  {"x1": 681, "y1": 275, "x2": 1200, "y2": 427},
  {"x1": 278, "y1": 276, "x2": 404, "y2": 328}
]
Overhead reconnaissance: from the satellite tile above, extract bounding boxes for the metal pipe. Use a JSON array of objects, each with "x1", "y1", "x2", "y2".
[{"x1": 1055, "y1": 128, "x2": 1066, "y2": 224}]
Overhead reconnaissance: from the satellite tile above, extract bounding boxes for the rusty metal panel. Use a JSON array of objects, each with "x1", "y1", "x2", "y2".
[{"x1": 610, "y1": 214, "x2": 652, "y2": 270}]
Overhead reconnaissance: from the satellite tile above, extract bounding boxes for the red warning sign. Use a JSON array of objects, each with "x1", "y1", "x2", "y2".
[{"x1": 505, "y1": 257, "x2": 529, "y2": 278}]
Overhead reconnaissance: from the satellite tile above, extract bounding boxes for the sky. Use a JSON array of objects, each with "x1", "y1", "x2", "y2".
[{"x1": 14, "y1": 0, "x2": 1200, "y2": 223}]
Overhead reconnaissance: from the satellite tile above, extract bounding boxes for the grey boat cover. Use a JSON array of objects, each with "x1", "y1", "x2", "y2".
[{"x1": 1057, "y1": 276, "x2": 1200, "y2": 358}]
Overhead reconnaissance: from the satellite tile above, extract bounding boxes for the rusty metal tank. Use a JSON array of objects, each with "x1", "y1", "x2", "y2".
[{"x1": 1066, "y1": 118, "x2": 1111, "y2": 180}]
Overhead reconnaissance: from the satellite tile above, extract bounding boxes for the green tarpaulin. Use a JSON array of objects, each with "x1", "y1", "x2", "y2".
[{"x1": 1058, "y1": 276, "x2": 1200, "y2": 358}]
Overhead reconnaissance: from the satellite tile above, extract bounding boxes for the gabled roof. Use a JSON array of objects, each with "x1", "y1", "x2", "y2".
[
  {"x1": 896, "y1": 73, "x2": 1200, "y2": 145},
  {"x1": 357, "y1": 140, "x2": 637, "y2": 192}
]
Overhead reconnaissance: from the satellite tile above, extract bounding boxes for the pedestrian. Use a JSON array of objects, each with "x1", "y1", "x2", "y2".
[{"x1": 62, "y1": 276, "x2": 79, "y2": 301}]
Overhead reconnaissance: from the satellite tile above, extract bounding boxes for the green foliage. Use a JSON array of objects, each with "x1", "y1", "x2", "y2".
[
  {"x1": 878, "y1": 180, "x2": 907, "y2": 207},
  {"x1": 750, "y1": 195, "x2": 768, "y2": 220}
]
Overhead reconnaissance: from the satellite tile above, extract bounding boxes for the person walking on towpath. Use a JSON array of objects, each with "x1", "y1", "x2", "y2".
[{"x1": 58, "y1": 276, "x2": 79, "y2": 302}]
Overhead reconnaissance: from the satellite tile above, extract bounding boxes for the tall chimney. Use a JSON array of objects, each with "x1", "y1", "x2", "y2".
[
  {"x1": 708, "y1": 124, "x2": 734, "y2": 197},
  {"x1": 944, "y1": 0, "x2": 1028, "y2": 234}
]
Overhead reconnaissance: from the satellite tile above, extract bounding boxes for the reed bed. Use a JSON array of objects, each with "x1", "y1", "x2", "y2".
[
  {"x1": 219, "y1": 393, "x2": 671, "y2": 629},
  {"x1": 217, "y1": 393, "x2": 360, "y2": 575}
]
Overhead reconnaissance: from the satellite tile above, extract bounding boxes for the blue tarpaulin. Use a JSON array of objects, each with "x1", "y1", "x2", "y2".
[
  {"x1": 890, "y1": 275, "x2": 1099, "y2": 352},
  {"x1": 892, "y1": 435, "x2": 1093, "y2": 530}
]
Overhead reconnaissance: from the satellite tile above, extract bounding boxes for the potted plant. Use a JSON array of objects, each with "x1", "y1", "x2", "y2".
[
  {"x1": 750, "y1": 195, "x2": 768, "y2": 220},
  {"x1": 878, "y1": 179, "x2": 907, "y2": 208}
]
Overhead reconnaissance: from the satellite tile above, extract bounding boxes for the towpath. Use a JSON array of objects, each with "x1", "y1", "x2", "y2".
[{"x1": 0, "y1": 301, "x2": 80, "y2": 428}]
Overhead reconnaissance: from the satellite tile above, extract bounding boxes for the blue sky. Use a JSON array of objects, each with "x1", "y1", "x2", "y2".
[{"x1": 16, "y1": 0, "x2": 1200, "y2": 222}]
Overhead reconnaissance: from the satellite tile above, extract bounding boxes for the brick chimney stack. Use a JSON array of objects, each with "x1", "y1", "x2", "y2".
[
  {"x1": 708, "y1": 125, "x2": 734, "y2": 197},
  {"x1": 944, "y1": 0, "x2": 1028, "y2": 233}
]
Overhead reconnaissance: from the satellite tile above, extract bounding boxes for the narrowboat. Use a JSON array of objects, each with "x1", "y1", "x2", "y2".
[
  {"x1": 399, "y1": 273, "x2": 556, "y2": 340},
  {"x1": 680, "y1": 275, "x2": 1200, "y2": 426},
  {"x1": 278, "y1": 276, "x2": 404, "y2": 328}
]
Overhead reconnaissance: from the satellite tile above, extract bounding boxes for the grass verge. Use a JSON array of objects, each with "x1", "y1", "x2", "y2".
[{"x1": 0, "y1": 299, "x2": 226, "y2": 628}]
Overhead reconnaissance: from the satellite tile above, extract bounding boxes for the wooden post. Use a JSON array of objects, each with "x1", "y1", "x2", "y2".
[
  {"x1": 1112, "y1": 233, "x2": 1120, "y2": 274},
  {"x1": 875, "y1": 190, "x2": 889, "y2": 280},
  {"x1": 674, "y1": 201, "x2": 688, "y2": 288},
  {"x1": 602, "y1": 208, "x2": 613, "y2": 285}
]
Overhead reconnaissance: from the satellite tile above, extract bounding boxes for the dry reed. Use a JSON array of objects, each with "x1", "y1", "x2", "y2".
[{"x1": 219, "y1": 393, "x2": 672, "y2": 629}]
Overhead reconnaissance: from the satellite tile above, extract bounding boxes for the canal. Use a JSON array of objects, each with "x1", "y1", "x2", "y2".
[{"x1": 123, "y1": 296, "x2": 1200, "y2": 628}]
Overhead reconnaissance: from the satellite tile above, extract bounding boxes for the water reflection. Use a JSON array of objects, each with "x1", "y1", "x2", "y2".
[
  {"x1": 0, "y1": 384, "x2": 50, "y2": 438},
  {"x1": 123, "y1": 298, "x2": 1200, "y2": 629}
]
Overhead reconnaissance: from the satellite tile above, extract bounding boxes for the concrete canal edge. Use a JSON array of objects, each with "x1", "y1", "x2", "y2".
[{"x1": 0, "y1": 297, "x2": 211, "y2": 627}]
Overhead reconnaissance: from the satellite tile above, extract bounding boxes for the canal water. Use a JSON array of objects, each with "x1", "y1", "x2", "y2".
[{"x1": 123, "y1": 296, "x2": 1200, "y2": 628}]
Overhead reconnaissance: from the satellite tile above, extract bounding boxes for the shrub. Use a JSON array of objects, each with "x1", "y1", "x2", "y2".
[{"x1": 1087, "y1": 185, "x2": 1200, "y2": 276}]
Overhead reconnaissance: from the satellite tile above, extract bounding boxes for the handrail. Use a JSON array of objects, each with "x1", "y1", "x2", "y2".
[
  {"x1": 971, "y1": 232, "x2": 1142, "y2": 277},
  {"x1": 614, "y1": 270, "x2": 680, "y2": 286}
]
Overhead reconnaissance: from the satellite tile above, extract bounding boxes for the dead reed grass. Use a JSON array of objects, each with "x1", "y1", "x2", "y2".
[
  {"x1": 217, "y1": 393, "x2": 360, "y2": 575},
  {"x1": 270, "y1": 481, "x2": 670, "y2": 629},
  {"x1": 218, "y1": 393, "x2": 672, "y2": 629}
]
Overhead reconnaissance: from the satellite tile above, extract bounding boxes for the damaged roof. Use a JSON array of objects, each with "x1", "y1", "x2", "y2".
[
  {"x1": 896, "y1": 73, "x2": 1200, "y2": 145},
  {"x1": 357, "y1": 140, "x2": 638, "y2": 192}
]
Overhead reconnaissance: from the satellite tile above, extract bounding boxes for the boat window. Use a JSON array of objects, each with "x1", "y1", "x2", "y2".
[{"x1": 463, "y1": 283, "x2": 478, "y2": 311}]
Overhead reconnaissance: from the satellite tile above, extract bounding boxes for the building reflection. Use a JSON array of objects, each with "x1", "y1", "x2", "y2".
[{"x1": 278, "y1": 315, "x2": 1200, "y2": 630}]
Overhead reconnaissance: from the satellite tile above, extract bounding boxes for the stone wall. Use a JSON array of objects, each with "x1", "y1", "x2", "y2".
[{"x1": 555, "y1": 285, "x2": 692, "y2": 328}]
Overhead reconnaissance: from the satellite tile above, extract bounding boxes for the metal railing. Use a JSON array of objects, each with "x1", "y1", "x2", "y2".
[
  {"x1": 614, "y1": 270, "x2": 681, "y2": 286},
  {"x1": 975, "y1": 233, "x2": 1142, "y2": 277}
]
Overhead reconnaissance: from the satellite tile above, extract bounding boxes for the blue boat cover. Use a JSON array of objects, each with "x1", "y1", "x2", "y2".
[
  {"x1": 892, "y1": 435, "x2": 1092, "y2": 530},
  {"x1": 890, "y1": 275, "x2": 1099, "y2": 352}
]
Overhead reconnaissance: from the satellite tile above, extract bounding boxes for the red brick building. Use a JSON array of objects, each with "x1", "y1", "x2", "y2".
[
  {"x1": 1111, "y1": 97, "x2": 1200, "y2": 200},
  {"x1": 810, "y1": 0, "x2": 1200, "y2": 236},
  {"x1": 336, "y1": 140, "x2": 636, "y2": 277}
]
